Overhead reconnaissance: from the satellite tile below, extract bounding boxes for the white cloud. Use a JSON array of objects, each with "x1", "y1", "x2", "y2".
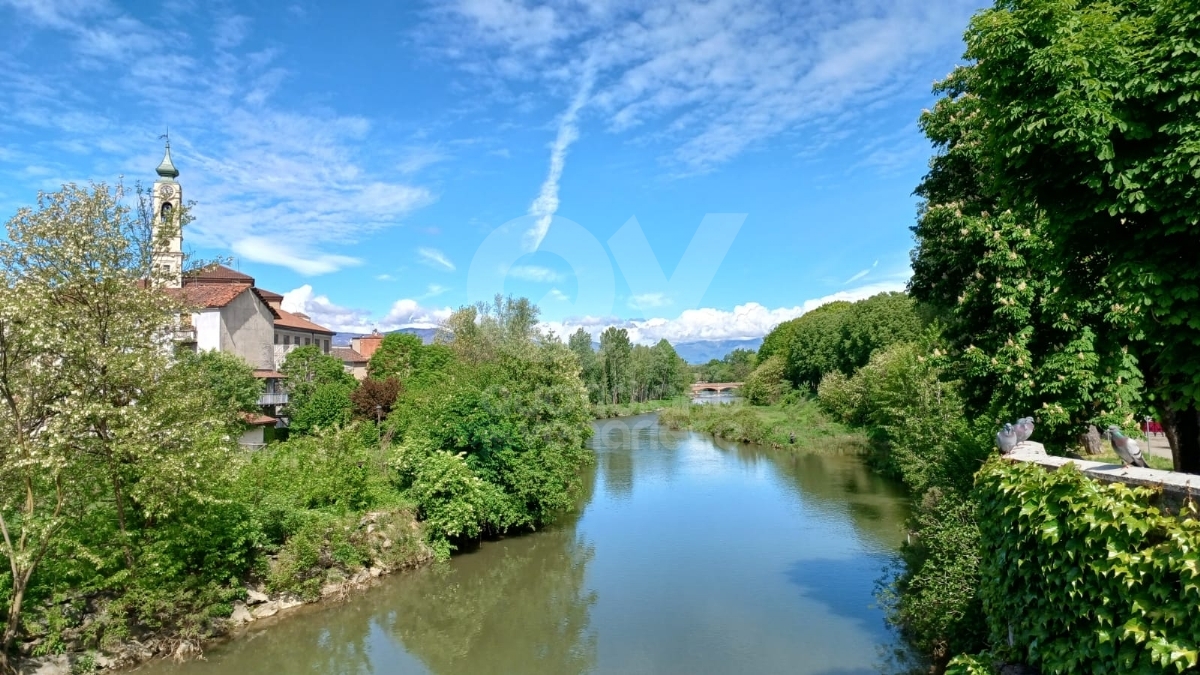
[
  {"x1": 507, "y1": 264, "x2": 563, "y2": 282},
  {"x1": 375, "y1": 273, "x2": 395, "y2": 281},
  {"x1": 397, "y1": 145, "x2": 450, "y2": 175},
  {"x1": 282, "y1": 284, "x2": 375, "y2": 330},
  {"x1": 628, "y1": 292, "x2": 669, "y2": 309},
  {"x1": 422, "y1": 283, "x2": 450, "y2": 298},
  {"x1": 0, "y1": 2, "x2": 436, "y2": 272},
  {"x1": 282, "y1": 285, "x2": 452, "y2": 333},
  {"x1": 431, "y1": 0, "x2": 978, "y2": 173},
  {"x1": 548, "y1": 288, "x2": 569, "y2": 301},
  {"x1": 418, "y1": 247, "x2": 456, "y2": 271},
  {"x1": 233, "y1": 236, "x2": 361, "y2": 276},
  {"x1": 380, "y1": 298, "x2": 453, "y2": 329},
  {"x1": 544, "y1": 281, "x2": 906, "y2": 344}
]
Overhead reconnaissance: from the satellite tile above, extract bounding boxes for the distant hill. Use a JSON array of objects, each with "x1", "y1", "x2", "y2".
[
  {"x1": 331, "y1": 330, "x2": 759, "y2": 365},
  {"x1": 673, "y1": 338, "x2": 762, "y2": 364},
  {"x1": 333, "y1": 327, "x2": 439, "y2": 348}
]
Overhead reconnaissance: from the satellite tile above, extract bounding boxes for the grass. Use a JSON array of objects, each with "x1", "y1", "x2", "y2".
[
  {"x1": 1084, "y1": 450, "x2": 1175, "y2": 472},
  {"x1": 657, "y1": 397, "x2": 865, "y2": 451}
]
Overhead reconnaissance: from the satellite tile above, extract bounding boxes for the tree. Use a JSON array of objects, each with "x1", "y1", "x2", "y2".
[
  {"x1": 630, "y1": 344, "x2": 654, "y2": 402},
  {"x1": 390, "y1": 300, "x2": 592, "y2": 554},
  {"x1": 368, "y1": 332, "x2": 424, "y2": 381},
  {"x1": 176, "y1": 349, "x2": 264, "y2": 418},
  {"x1": 910, "y1": 65, "x2": 1142, "y2": 446},
  {"x1": 281, "y1": 345, "x2": 355, "y2": 434},
  {"x1": 598, "y1": 328, "x2": 633, "y2": 404},
  {"x1": 350, "y1": 377, "x2": 401, "y2": 422},
  {"x1": 784, "y1": 301, "x2": 851, "y2": 389},
  {"x1": 567, "y1": 328, "x2": 603, "y2": 403},
  {"x1": 438, "y1": 295, "x2": 540, "y2": 365},
  {"x1": 649, "y1": 339, "x2": 689, "y2": 400},
  {"x1": 836, "y1": 292, "x2": 924, "y2": 376},
  {"x1": 0, "y1": 184, "x2": 236, "y2": 671},
  {"x1": 955, "y1": 0, "x2": 1200, "y2": 470},
  {"x1": 743, "y1": 355, "x2": 790, "y2": 406},
  {"x1": 289, "y1": 382, "x2": 354, "y2": 435}
]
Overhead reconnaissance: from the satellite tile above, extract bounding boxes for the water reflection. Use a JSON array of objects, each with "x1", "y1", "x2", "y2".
[
  {"x1": 383, "y1": 526, "x2": 597, "y2": 675},
  {"x1": 139, "y1": 413, "x2": 911, "y2": 675},
  {"x1": 691, "y1": 392, "x2": 740, "y2": 405}
]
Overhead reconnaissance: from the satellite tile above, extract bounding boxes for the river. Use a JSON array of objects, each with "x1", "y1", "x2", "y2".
[{"x1": 139, "y1": 413, "x2": 912, "y2": 675}]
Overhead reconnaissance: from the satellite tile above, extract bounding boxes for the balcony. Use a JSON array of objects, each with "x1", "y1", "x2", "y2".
[
  {"x1": 173, "y1": 327, "x2": 196, "y2": 343},
  {"x1": 257, "y1": 392, "x2": 289, "y2": 406}
]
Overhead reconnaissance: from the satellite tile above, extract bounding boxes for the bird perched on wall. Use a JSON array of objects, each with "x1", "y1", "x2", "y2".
[
  {"x1": 996, "y1": 423, "x2": 1018, "y2": 454},
  {"x1": 1105, "y1": 426, "x2": 1149, "y2": 468},
  {"x1": 1015, "y1": 417, "x2": 1035, "y2": 443}
]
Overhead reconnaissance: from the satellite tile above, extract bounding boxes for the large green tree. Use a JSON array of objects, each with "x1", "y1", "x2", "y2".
[
  {"x1": 910, "y1": 66, "x2": 1142, "y2": 445},
  {"x1": 567, "y1": 328, "x2": 603, "y2": 403},
  {"x1": 281, "y1": 345, "x2": 356, "y2": 434},
  {"x1": 598, "y1": 328, "x2": 633, "y2": 404},
  {"x1": 836, "y1": 292, "x2": 924, "y2": 376},
  {"x1": 390, "y1": 301, "x2": 592, "y2": 554},
  {"x1": 0, "y1": 184, "x2": 237, "y2": 671},
  {"x1": 958, "y1": 0, "x2": 1200, "y2": 470},
  {"x1": 368, "y1": 332, "x2": 424, "y2": 382}
]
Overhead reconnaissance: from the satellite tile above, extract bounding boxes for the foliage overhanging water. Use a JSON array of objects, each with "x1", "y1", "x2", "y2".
[{"x1": 139, "y1": 413, "x2": 912, "y2": 674}]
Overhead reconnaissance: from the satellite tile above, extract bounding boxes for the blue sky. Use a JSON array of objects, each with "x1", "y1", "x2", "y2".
[{"x1": 0, "y1": 0, "x2": 987, "y2": 343}]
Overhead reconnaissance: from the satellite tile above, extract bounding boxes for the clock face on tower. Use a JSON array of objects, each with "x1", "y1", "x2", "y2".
[{"x1": 159, "y1": 184, "x2": 176, "y2": 198}]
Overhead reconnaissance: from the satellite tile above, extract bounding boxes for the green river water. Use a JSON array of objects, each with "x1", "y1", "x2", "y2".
[{"x1": 138, "y1": 413, "x2": 912, "y2": 674}]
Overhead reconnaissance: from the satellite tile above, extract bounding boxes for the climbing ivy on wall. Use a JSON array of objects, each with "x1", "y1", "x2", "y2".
[{"x1": 957, "y1": 460, "x2": 1200, "y2": 674}]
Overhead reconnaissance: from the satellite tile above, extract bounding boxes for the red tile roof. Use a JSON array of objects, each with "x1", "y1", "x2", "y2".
[
  {"x1": 274, "y1": 308, "x2": 335, "y2": 335},
  {"x1": 168, "y1": 282, "x2": 281, "y2": 317},
  {"x1": 332, "y1": 346, "x2": 368, "y2": 364},
  {"x1": 186, "y1": 264, "x2": 255, "y2": 284},
  {"x1": 256, "y1": 288, "x2": 284, "y2": 303},
  {"x1": 170, "y1": 282, "x2": 252, "y2": 308},
  {"x1": 241, "y1": 412, "x2": 277, "y2": 426}
]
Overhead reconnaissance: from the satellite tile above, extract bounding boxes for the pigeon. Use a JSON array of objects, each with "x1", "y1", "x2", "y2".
[
  {"x1": 1105, "y1": 425, "x2": 1149, "y2": 468},
  {"x1": 996, "y1": 423, "x2": 1018, "y2": 454},
  {"x1": 1015, "y1": 417, "x2": 1035, "y2": 443}
]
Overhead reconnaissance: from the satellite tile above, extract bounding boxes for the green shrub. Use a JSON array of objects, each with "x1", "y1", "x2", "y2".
[
  {"x1": 388, "y1": 339, "x2": 592, "y2": 557},
  {"x1": 743, "y1": 354, "x2": 790, "y2": 406},
  {"x1": 816, "y1": 370, "x2": 865, "y2": 425},
  {"x1": 974, "y1": 460, "x2": 1200, "y2": 674},
  {"x1": 884, "y1": 489, "x2": 987, "y2": 672}
]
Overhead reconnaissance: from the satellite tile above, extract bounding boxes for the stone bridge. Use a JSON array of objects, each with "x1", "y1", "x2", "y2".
[{"x1": 690, "y1": 382, "x2": 743, "y2": 395}]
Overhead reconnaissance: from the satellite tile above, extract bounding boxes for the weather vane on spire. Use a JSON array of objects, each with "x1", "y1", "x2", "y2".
[{"x1": 156, "y1": 127, "x2": 179, "y2": 179}]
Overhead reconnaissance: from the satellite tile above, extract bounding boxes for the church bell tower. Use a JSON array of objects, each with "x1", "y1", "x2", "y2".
[{"x1": 151, "y1": 138, "x2": 184, "y2": 288}]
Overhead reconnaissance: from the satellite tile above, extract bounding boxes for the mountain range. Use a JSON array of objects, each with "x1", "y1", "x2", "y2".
[
  {"x1": 333, "y1": 329, "x2": 760, "y2": 364},
  {"x1": 671, "y1": 338, "x2": 763, "y2": 364}
]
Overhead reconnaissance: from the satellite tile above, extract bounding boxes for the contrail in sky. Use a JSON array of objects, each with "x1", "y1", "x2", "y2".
[{"x1": 526, "y1": 65, "x2": 595, "y2": 251}]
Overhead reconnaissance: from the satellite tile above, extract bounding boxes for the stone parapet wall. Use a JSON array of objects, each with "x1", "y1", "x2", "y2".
[{"x1": 1005, "y1": 442, "x2": 1198, "y2": 509}]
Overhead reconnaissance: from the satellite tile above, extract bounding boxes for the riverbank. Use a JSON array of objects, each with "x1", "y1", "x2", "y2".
[
  {"x1": 16, "y1": 508, "x2": 435, "y2": 675},
  {"x1": 658, "y1": 398, "x2": 866, "y2": 451},
  {"x1": 591, "y1": 396, "x2": 689, "y2": 419}
]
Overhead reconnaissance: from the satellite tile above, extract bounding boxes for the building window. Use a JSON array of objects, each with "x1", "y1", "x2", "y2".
[
  {"x1": 323, "y1": 339, "x2": 329, "y2": 353},
  {"x1": 304, "y1": 337, "x2": 311, "y2": 346},
  {"x1": 284, "y1": 335, "x2": 290, "y2": 345},
  {"x1": 274, "y1": 333, "x2": 280, "y2": 345}
]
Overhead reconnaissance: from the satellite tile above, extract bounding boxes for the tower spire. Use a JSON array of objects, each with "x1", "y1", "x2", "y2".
[{"x1": 156, "y1": 130, "x2": 179, "y2": 180}]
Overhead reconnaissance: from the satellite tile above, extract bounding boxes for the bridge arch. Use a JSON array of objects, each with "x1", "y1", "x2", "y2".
[{"x1": 690, "y1": 382, "x2": 743, "y2": 395}]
